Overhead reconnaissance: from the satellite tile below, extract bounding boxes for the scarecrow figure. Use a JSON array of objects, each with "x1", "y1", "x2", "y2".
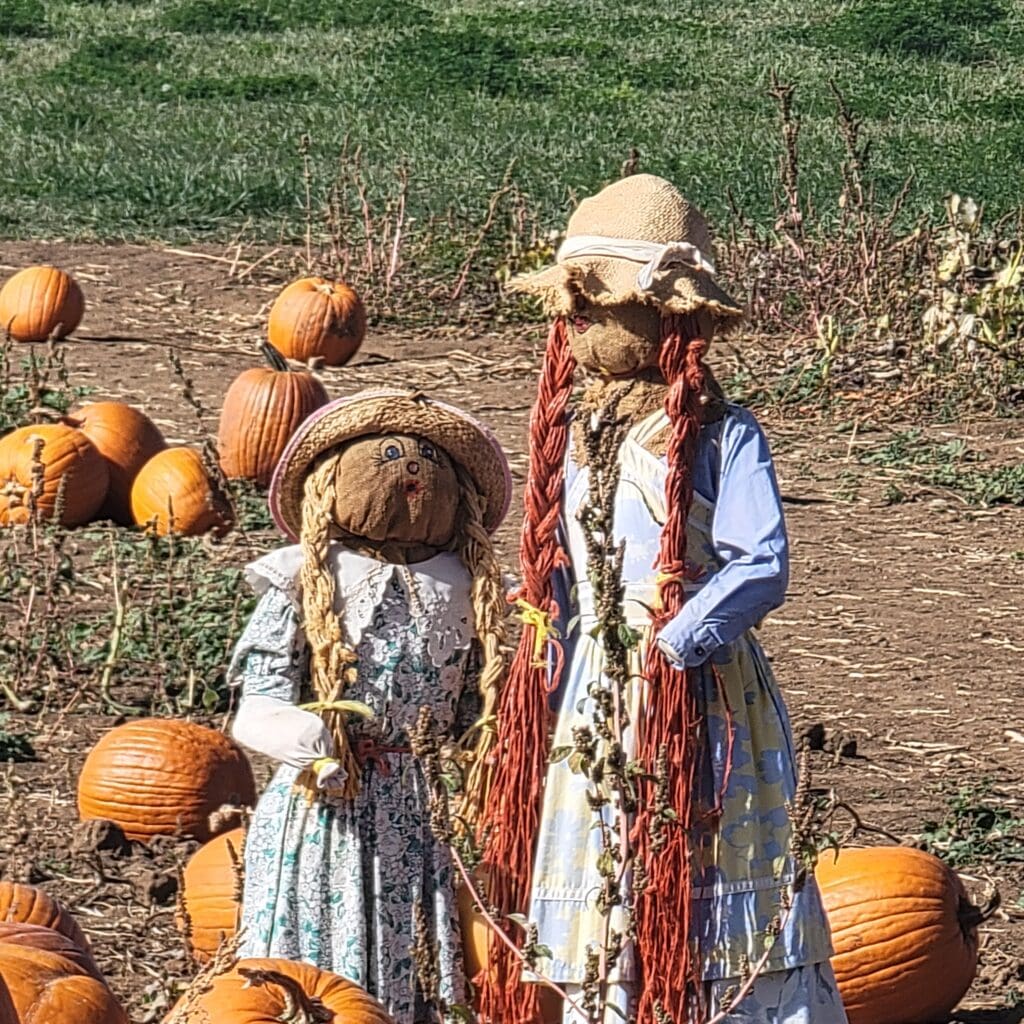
[
  {"x1": 477, "y1": 175, "x2": 846, "y2": 1024},
  {"x1": 228, "y1": 389, "x2": 511, "y2": 1024}
]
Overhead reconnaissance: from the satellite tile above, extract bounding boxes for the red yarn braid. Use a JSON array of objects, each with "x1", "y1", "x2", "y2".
[
  {"x1": 477, "y1": 318, "x2": 576, "y2": 1024},
  {"x1": 633, "y1": 313, "x2": 711, "y2": 1024}
]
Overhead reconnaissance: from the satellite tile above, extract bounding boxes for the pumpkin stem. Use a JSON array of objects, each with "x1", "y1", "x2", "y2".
[
  {"x1": 957, "y1": 888, "x2": 1001, "y2": 935},
  {"x1": 260, "y1": 341, "x2": 292, "y2": 373},
  {"x1": 237, "y1": 968, "x2": 332, "y2": 1023}
]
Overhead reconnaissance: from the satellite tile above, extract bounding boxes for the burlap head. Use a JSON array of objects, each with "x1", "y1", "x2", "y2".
[
  {"x1": 268, "y1": 389, "x2": 512, "y2": 542},
  {"x1": 508, "y1": 174, "x2": 743, "y2": 325}
]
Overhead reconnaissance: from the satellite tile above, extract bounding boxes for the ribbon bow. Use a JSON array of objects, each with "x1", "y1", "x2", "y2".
[{"x1": 555, "y1": 234, "x2": 716, "y2": 295}]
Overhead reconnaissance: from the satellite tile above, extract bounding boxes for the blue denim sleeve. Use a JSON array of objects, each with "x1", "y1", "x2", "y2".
[{"x1": 656, "y1": 407, "x2": 789, "y2": 668}]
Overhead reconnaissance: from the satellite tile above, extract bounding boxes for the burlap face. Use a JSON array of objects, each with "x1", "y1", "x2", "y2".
[
  {"x1": 567, "y1": 299, "x2": 663, "y2": 378},
  {"x1": 329, "y1": 434, "x2": 460, "y2": 549}
]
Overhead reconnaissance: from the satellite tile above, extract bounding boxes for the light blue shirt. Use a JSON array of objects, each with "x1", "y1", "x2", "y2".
[
  {"x1": 552, "y1": 404, "x2": 789, "y2": 690},
  {"x1": 656, "y1": 404, "x2": 789, "y2": 667}
]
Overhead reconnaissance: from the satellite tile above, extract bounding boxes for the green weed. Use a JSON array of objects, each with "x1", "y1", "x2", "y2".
[
  {"x1": 0, "y1": 714, "x2": 34, "y2": 762},
  {"x1": 919, "y1": 781, "x2": 1024, "y2": 867},
  {"x1": 860, "y1": 430, "x2": 1024, "y2": 506}
]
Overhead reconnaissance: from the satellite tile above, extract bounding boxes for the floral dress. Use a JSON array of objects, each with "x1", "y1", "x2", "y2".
[
  {"x1": 228, "y1": 544, "x2": 475, "y2": 1024},
  {"x1": 530, "y1": 407, "x2": 846, "y2": 1023}
]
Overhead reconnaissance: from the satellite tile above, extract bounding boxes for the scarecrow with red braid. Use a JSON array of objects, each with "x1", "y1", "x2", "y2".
[{"x1": 477, "y1": 176, "x2": 846, "y2": 1024}]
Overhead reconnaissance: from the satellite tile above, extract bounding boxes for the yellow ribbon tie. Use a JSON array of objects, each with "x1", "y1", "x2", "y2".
[
  {"x1": 515, "y1": 599, "x2": 558, "y2": 667},
  {"x1": 299, "y1": 699, "x2": 375, "y2": 719},
  {"x1": 654, "y1": 569, "x2": 684, "y2": 612},
  {"x1": 311, "y1": 756, "x2": 339, "y2": 777}
]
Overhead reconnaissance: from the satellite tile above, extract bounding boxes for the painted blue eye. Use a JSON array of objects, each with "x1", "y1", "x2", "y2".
[
  {"x1": 419, "y1": 442, "x2": 437, "y2": 462},
  {"x1": 384, "y1": 444, "x2": 401, "y2": 460}
]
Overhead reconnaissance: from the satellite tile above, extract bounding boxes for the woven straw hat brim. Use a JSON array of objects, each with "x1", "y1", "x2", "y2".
[
  {"x1": 508, "y1": 258, "x2": 743, "y2": 324},
  {"x1": 268, "y1": 389, "x2": 512, "y2": 542},
  {"x1": 507, "y1": 173, "x2": 743, "y2": 327}
]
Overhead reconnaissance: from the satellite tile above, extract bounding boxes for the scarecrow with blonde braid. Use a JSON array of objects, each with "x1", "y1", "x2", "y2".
[
  {"x1": 227, "y1": 389, "x2": 511, "y2": 1024},
  {"x1": 476, "y1": 176, "x2": 846, "y2": 1024}
]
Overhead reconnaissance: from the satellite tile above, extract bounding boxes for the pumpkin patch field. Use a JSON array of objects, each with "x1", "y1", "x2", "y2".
[
  {"x1": 0, "y1": 240, "x2": 1019, "y2": 1022},
  {"x1": 1, "y1": 1, "x2": 1023, "y2": 1019}
]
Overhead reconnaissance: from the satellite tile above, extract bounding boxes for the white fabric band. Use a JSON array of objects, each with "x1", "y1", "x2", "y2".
[{"x1": 556, "y1": 234, "x2": 716, "y2": 293}]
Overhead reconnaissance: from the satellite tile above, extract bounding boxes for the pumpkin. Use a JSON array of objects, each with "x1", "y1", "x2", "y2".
[
  {"x1": 0, "y1": 923, "x2": 101, "y2": 980},
  {"x1": 166, "y1": 957, "x2": 394, "y2": 1023},
  {"x1": 0, "y1": 882, "x2": 92, "y2": 956},
  {"x1": 0, "y1": 265, "x2": 84, "y2": 343},
  {"x1": 66, "y1": 401, "x2": 167, "y2": 525},
  {"x1": 217, "y1": 343, "x2": 329, "y2": 486},
  {"x1": 0, "y1": 943, "x2": 127, "y2": 1023},
  {"x1": 77, "y1": 719, "x2": 256, "y2": 843},
  {"x1": 0, "y1": 423, "x2": 109, "y2": 527},
  {"x1": 267, "y1": 277, "x2": 366, "y2": 366},
  {"x1": 130, "y1": 447, "x2": 232, "y2": 537},
  {"x1": 816, "y1": 846, "x2": 984, "y2": 1024},
  {"x1": 0, "y1": 973, "x2": 15, "y2": 1024},
  {"x1": 176, "y1": 827, "x2": 245, "y2": 961}
]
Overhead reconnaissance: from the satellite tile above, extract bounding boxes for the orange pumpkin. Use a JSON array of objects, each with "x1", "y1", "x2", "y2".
[
  {"x1": 0, "y1": 423, "x2": 109, "y2": 527},
  {"x1": 0, "y1": 265, "x2": 84, "y2": 343},
  {"x1": 166, "y1": 957, "x2": 393, "y2": 1023},
  {"x1": 77, "y1": 719, "x2": 256, "y2": 843},
  {"x1": 0, "y1": 923, "x2": 101, "y2": 980},
  {"x1": 176, "y1": 827, "x2": 245, "y2": 961},
  {"x1": 0, "y1": 942, "x2": 127, "y2": 1023},
  {"x1": 816, "y1": 846, "x2": 982, "y2": 1024},
  {"x1": 0, "y1": 882, "x2": 92, "y2": 956},
  {"x1": 130, "y1": 447, "x2": 232, "y2": 537},
  {"x1": 217, "y1": 343, "x2": 329, "y2": 486},
  {"x1": 66, "y1": 401, "x2": 167, "y2": 525},
  {"x1": 267, "y1": 277, "x2": 366, "y2": 366},
  {"x1": 0, "y1": 972, "x2": 15, "y2": 1023}
]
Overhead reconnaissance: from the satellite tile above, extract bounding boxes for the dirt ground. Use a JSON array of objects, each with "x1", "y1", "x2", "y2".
[{"x1": 1, "y1": 240, "x2": 1022, "y2": 1022}]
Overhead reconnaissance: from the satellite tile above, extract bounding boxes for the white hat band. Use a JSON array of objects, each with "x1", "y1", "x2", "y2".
[{"x1": 556, "y1": 234, "x2": 717, "y2": 294}]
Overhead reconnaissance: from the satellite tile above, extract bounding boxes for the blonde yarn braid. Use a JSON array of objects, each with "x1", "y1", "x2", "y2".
[
  {"x1": 298, "y1": 454, "x2": 361, "y2": 798},
  {"x1": 453, "y1": 463, "x2": 508, "y2": 831}
]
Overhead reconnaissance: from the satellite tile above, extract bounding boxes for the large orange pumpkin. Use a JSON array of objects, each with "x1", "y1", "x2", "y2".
[
  {"x1": 0, "y1": 972, "x2": 15, "y2": 1024},
  {"x1": 77, "y1": 719, "x2": 256, "y2": 843},
  {"x1": 166, "y1": 957, "x2": 394, "y2": 1023},
  {"x1": 217, "y1": 343, "x2": 329, "y2": 486},
  {"x1": 0, "y1": 923, "x2": 101, "y2": 980},
  {"x1": 0, "y1": 943, "x2": 127, "y2": 1023},
  {"x1": 66, "y1": 401, "x2": 167, "y2": 525},
  {"x1": 176, "y1": 827, "x2": 245, "y2": 961},
  {"x1": 0, "y1": 265, "x2": 84, "y2": 343},
  {"x1": 816, "y1": 846, "x2": 983, "y2": 1024},
  {"x1": 0, "y1": 423, "x2": 109, "y2": 527},
  {"x1": 0, "y1": 882, "x2": 92, "y2": 956},
  {"x1": 130, "y1": 447, "x2": 232, "y2": 537},
  {"x1": 267, "y1": 277, "x2": 366, "y2": 366}
]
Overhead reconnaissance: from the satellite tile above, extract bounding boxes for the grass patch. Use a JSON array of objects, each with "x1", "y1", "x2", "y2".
[
  {"x1": 0, "y1": 0, "x2": 47, "y2": 37},
  {"x1": 1, "y1": 0, "x2": 1024, "y2": 245},
  {"x1": 160, "y1": 0, "x2": 426, "y2": 34},
  {"x1": 825, "y1": 0, "x2": 1008, "y2": 62}
]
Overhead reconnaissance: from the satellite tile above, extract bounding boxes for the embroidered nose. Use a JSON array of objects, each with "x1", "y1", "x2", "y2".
[{"x1": 407, "y1": 461, "x2": 420, "y2": 475}]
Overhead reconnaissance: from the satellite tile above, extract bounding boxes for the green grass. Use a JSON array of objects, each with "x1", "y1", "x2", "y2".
[{"x1": 1, "y1": 0, "x2": 1023, "y2": 241}]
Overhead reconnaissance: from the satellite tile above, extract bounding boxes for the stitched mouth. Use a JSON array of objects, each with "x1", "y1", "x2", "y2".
[{"x1": 405, "y1": 481, "x2": 421, "y2": 495}]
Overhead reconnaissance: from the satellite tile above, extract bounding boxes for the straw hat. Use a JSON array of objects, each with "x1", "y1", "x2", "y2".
[
  {"x1": 508, "y1": 174, "x2": 742, "y2": 324},
  {"x1": 268, "y1": 389, "x2": 512, "y2": 542}
]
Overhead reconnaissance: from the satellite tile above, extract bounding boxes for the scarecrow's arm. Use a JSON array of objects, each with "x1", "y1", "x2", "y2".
[
  {"x1": 227, "y1": 587, "x2": 336, "y2": 777},
  {"x1": 656, "y1": 406, "x2": 788, "y2": 668}
]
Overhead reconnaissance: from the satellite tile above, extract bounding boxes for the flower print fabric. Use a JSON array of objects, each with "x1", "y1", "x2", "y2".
[{"x1": 230, "y1": 546, "x2": 476, "y2": 1024}]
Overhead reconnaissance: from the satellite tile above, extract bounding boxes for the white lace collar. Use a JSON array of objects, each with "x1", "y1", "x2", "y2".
[{"x1": 245, "y1": 544, "x2": 475, "y2": 658}]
